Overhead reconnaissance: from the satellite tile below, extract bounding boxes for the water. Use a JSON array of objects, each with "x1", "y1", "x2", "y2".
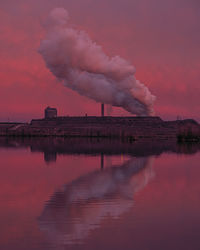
[{"x1": 0, "y1": 138, "x2": 200, "y2": 250}]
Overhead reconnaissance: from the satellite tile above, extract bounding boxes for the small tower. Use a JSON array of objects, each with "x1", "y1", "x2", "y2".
[{"x1": 44, "y1": 106, "x2": 57, "y2": 119}]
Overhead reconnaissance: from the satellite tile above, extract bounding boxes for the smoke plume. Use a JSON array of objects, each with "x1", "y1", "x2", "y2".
[{"x1": 39, "y1": 8, "x2": 156, "y2": 115}]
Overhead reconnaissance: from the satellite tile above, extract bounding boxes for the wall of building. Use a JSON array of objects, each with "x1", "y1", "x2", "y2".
[{"x1": 0, "y1": 117, "x2": 199, "y2": 141}]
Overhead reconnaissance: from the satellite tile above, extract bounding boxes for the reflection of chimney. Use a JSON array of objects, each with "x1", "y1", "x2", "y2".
[
  {"x1": 101, "y1": 153, "x2": 104, "y2": 170},
  {"x1": 101, "y1": 103, "x2": 104, "y2": 117}
]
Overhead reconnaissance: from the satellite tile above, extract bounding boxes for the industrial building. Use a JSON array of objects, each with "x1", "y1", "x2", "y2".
[
  {"x1": 0, "y1": 106, "x2": 199, "y2": 141},
  {"x1": 44, "y1": 107, "x2": 57, "y2": 119}
]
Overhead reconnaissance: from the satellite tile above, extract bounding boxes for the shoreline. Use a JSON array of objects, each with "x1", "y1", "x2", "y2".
[{"x1": 0, "y1": 116, "x2": 199, "y2": 141}]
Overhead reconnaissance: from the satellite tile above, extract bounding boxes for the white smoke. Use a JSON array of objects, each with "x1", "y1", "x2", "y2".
[{"x1": 39, "y1": 8, "x2": 156, "y2": 115}]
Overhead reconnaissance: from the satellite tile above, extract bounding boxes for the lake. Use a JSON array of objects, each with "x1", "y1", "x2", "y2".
[{"x1": 0, "y1": 137, "x2": 200, "y2": 250}]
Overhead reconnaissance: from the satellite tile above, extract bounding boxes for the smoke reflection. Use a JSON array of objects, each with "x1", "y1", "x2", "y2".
[{"x1": 39, "y1": 156, "x2": 154, "y2": 247}]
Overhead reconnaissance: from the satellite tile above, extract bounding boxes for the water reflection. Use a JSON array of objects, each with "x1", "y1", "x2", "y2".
[
  {"x1": 39, "y1": 156, "x2": 154, "y2": 246},
  {"x1": 1, "y1": 137, "x2": 200, "y2": 250},
  {"x1": 44, "y1": 151, "x2": 57, "y2": 163},
  {"x1": 0, "y1": 137, "x2": 200, "y2": 164}
]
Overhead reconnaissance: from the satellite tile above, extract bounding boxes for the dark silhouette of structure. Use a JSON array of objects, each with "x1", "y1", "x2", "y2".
[
  {"x1": 0, "y1": 107, "x2": 199, "y2": 140},
  {"x1": 101, "y1": 103, "x2": 104, "y2": 117},
  {"x1": 44, "y1": 107, "x2": 57, "y2": 119}
]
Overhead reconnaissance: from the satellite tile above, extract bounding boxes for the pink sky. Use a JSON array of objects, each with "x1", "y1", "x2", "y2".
[{"x1": 0, "y1": 0, "x2": 199, "y2": 122}]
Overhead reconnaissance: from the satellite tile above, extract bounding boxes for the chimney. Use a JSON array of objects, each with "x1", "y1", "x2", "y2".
[{"x1": 101, "y1": 103, "x2": 104, "y2": 117}]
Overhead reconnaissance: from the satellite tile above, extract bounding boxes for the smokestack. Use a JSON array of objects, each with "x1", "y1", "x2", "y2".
[
  {"x1": 39, "y1": 8, "x2": 156, "y2": 116},
  {"x1": 101, "y1": 103, "x2": 104, "y2": 117}
]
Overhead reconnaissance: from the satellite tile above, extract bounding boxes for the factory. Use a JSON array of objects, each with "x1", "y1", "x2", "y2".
[
  {"x1": 44, "y1": 104, "x2": 105, "y2": 120},
  {"x1": 0, "y1": 104, "x2": 199, "y2": 141}
]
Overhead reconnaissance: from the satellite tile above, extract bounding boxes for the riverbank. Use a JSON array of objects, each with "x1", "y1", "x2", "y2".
[{"x1": 0, "y1": 116, "x2": 199, "y2": 141}]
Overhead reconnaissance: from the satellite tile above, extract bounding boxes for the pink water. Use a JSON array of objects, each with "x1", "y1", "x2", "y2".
[{"x1": 0, "y1": 142, "x2": 200, "y2": 250}]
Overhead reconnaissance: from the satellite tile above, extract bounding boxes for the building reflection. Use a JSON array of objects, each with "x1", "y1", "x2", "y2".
[
  {"x1": 38, "y1": 156, "x2": 154, "y2": 247},
  {"x1": 44, "y1": 151, "x2": 57, "y2": 163},
  {"x1": 0, "y1": 137, "x2": 200, "y2": 164}
]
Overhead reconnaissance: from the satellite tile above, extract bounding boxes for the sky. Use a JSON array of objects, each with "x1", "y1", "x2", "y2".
[{"x1": 0, "y1": 0, "x2": 200, "y2": 122}]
